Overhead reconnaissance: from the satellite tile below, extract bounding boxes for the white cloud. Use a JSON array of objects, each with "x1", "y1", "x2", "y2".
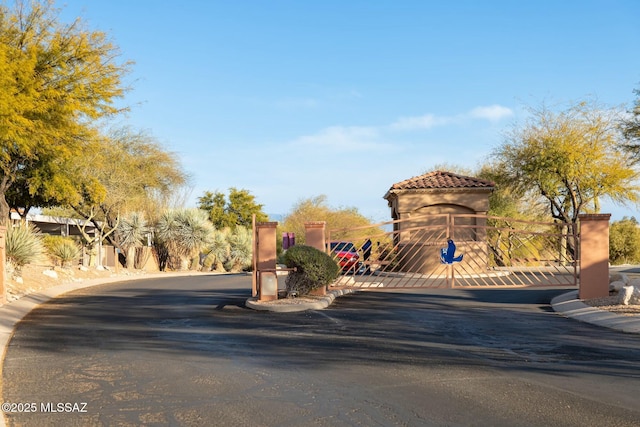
[
  {"x1": 469, "y1": 105, "x2": 514, "y2": 122},
  {"x1": 388, "y1": 114, "x2": 453, "y2": 131},
  {"x1": 191, "y1": 104, "x2": 512, "y2": 218},
  {"x1": 388, "y1": 104, "x2": 514, "y2": 131},
  {"x1": 292, "y1": 126, "x2": 391, "y2": 151},
  {"x1": 283, "y1": 103, "x2": 514, "y2": 155}
]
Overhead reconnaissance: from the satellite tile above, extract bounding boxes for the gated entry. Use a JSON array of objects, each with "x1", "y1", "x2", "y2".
[{"x1": 326, "y1": 213, "x2": 578, "y2": 289}]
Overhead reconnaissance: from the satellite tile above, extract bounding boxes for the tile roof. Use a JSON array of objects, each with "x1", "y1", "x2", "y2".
[{"x1": 387, "y1": 170, "x2": 495, "y2": 192}]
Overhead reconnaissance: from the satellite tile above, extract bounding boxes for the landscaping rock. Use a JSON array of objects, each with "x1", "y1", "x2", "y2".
[
  {"x1": 42, "y1": 269, "x2": 58, "y2": 279},
  {"x1": 609, "y1": 280, "x2": 626, "y2": 292},
  {"x1": 609, "y1": 273, "x2": 629, "y2": 284}
]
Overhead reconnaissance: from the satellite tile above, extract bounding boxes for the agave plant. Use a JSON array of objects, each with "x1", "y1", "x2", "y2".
[{"x1": 6, "y1": 223, "x2": 45, "y2": 273}]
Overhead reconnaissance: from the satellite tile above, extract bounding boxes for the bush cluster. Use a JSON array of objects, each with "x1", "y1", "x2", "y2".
[
  {"x1": 609, "y1": 217, "x2": 640, "y2": 265},
  {"x1": 282, "y1": 245, "x2": 340, "y2": 296}
]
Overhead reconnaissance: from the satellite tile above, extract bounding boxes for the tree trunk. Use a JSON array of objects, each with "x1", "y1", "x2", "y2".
[
  {"x1": 0, "y1": 194, "x2": 10, "y2": 226},
  {"x1": 126, "y1": 246, "x2": 136, "y2": 269}
]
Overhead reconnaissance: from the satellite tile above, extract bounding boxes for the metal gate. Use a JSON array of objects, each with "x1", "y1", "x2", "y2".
[{"x1": 326, "y1": 214, "x2": 578, "y2": 289}]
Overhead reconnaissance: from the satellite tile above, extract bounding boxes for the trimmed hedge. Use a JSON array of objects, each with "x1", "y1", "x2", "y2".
[{"x1": 282, "y1": 245, "x2": 340, "y2": 296}]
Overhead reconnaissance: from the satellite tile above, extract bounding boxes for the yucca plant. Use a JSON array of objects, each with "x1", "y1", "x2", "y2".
[
  {"x1": 43, "y1": 235, "x2": 80, "y2": 267},
  {"x1": 6, "y1": 223, "x2": 45, "y2": 273},
  {"x1": 155, "y1": 208, "x2": 214, "y2": 270},
  {"x1": 203, "y1": 228, "x2": 230, "y2": 271},
  {"x1": 115, "y1": 212, "x2": 149, "y2": 269},
  {"x1": 226, "y1": 226, "x2": 253, "y2": 272}
]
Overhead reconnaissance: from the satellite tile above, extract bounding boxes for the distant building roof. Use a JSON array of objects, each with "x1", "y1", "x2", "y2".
[
  {"x1": 384, "y1": 170, "x2": 495, "y2": 199},
  {"x1": 11, "y1": 212, "x2": 97, "y2": 236}
]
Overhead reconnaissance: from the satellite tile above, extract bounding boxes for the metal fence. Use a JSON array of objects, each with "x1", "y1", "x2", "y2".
[{"x1": 326, "y1": 214, "x2": 578, "y2": 289}]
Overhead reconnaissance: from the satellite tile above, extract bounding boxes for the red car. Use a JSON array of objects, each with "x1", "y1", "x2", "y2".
[{"x1": 329, "y1": 241, "x2": 360, "y2": 271}]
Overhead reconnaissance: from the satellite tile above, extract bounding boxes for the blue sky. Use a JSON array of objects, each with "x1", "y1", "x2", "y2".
[{"x1": 57, "y1": 0, "x2": 640, "y2": 222}]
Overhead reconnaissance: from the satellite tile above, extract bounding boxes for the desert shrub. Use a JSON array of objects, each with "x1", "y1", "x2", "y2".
[
  {"x1": 202, "y1": 226, "x2": 253, "y2": 272},
  {"x1": 609, "y1": 217, "x2": 640, "y2": 265},
  {"x1": 226, "y1": 226, "x2": 252, "y2": 272},
  {"x1": 6, "y1": 223, "x2": 45, "y2": 270},
  {"x1": 282, "y1": 245, "x2": 340, "y2": 296},
  {"x1": 206, "y1": 227, "x2": 230, "y2": 271},
  {"x1": 201, "y1": 253, "x2": 215, "y2": 270},
  {"x1": 43, "y1": 235, "x2": 80, "y2": 267}
]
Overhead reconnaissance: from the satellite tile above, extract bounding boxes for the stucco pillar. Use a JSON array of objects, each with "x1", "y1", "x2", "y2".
[
  {"x1": 397, "y1": 211, "x2": 411, "y2": 242},
  {"x1": 475, "y1": 211, "x2": 488, "y2": 241},
  {"x1": 255, "y1": 222, "x2": 278, "y2": 301},
  {"x1": 578, "y1": 214, "x2": 611, "y2": 300},
  {"x1": 304, "y1": 222, "x2": 326, "y2": 252},
  {"x1": 305, "y1": 222, "x2": 327, "y2": 295}
]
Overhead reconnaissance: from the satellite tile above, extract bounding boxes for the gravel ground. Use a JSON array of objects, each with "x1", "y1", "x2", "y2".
[{"x1": 582, "y1": 295, "x2": 640, "y2": 316}]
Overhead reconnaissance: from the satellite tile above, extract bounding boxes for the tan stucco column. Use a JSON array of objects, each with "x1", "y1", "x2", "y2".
[
  {"x1": 304, "y1": 222, "x2": 326, "y2": 252},
  {"x1": 475, "y1": 211, "x2": 488, "y2": 241},
  {"x1": 0, "y1": 226, "x2": 5, "y2": 304},
  {"x1": 304, "y1": 222, "x2": 328, "y2": 295},
  {"x1": 578, "y1": 214, "x2": 611, "y2": 300},
  {"x1": 255, "y1": 222, "x2": 278, "y2": 301}
]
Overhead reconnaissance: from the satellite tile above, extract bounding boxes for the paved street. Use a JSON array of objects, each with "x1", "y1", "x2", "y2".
[{"x1": 2, "y1": 275, "x2": 640, "y2": 426}]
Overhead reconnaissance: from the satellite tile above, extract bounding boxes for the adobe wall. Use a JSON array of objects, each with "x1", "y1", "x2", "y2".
[
  {"x1": 387, "y1": 188, "x2": 492, "y2": 275},
  {"x1": 389, "y1": 190, "x2": 491, "y2": 219}
]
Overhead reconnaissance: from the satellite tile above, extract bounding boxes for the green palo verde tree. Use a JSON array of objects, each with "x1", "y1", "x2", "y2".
[
  {"x1": 280, "y1": 195, "x2": 381, "y2": 244},
  {"x1": 609, "y1": 217, "x2": 640, "y2": 265},
  {"x1": 493, "y1": 100, "x2": 640, "y2": 227},
  {"x1": 67, "y1": 128, "x2": 187, "y2": 262},
  {"x1": 198, "y1": 188, "x2": 268, "y2": 230},
  {"x1": 0, "y1": 0, "x2": 130, "y2": 224}
]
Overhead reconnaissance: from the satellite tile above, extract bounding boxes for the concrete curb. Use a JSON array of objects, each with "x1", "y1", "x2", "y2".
[
  {"x1": 551, "y1": 290, "x2": 640, "y2": 334},
  {"x1": 245, "y1": 288, "x2": 356, "y2": 312}
]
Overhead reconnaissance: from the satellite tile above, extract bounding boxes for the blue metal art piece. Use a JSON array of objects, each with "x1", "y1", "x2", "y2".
[{"x1": 440, "y1": 239, "x2": 463, "y2": 264}]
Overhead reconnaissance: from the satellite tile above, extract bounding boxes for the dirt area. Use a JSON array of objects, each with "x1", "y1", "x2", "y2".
[{"x1": 4, "y1": 263, "x2": 151, "y2": 303}]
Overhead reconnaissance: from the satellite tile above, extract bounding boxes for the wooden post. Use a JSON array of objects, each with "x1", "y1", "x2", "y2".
[{"x1": 578, "y1": 214, "x2": 611, "y2": 300}]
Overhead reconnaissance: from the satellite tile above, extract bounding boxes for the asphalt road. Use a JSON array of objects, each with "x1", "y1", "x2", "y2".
[{"x1": 2, "y1": 275, "x2": 640, "y2": 427}]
